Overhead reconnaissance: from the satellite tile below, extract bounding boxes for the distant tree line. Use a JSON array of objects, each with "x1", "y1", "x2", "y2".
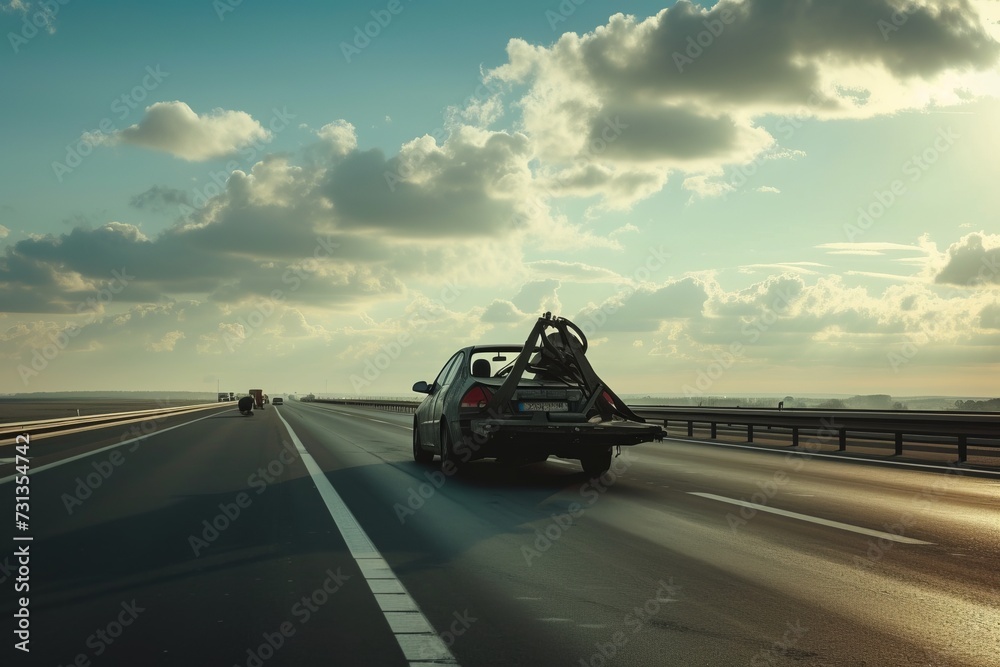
[
  {"x1": 646, "y1": 394, "x2": 997, "y2": 411},
  {"x1": 675, "y1": 394, "x2": 911, "y2": 410},
  {"x1": 681, "y1": 396, "x2": 782, "y2": 408},
  {"x1": 953, "y1": 398, "x2": 1000, "y2": 412}
]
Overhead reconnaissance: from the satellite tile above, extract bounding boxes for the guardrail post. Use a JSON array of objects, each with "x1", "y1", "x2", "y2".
[
  {"x1": 747, "y1": 424, "x2": 754, "y2": 443},
  {"x1": 792, "y1": 427, "x2": 799, "y2": 447},
  {"x1": 710, "y1": 422, "x2": 717, "y2": 439},
  {"x1": 838, "y1": 429, "x2": 846, "y2": 451},
  {"x1": 687, "y1": 421, "x2": 693, "y2": 437},
  {"x1": 895, "y1": 433, "x2": 903, "y2": 456},
  {"x1": 958, "y1": 435, "x2": 967, "y2": 463}
]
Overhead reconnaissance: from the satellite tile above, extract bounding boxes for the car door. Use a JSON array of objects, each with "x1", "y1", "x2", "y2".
[
  {"x1": 428, "y1": 352, "x2": 465, "y2": 446},
  {"x1": 420, "y1": 352, "x2": 463, "y2": 446}
]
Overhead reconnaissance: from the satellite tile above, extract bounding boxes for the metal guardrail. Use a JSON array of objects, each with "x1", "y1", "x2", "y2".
[
  {"x1": 308, "y1": 398, "x2": 419, "y2": 413},
  {"x1": 630, "y1": 406, "x2": 1000, "y2": 463},
  {"x1": 311, "y1": 399, "x2": 1000, "y2": 463},
  {"x1": 0, "y1": 402, "x2": 231, "y2": 441}
]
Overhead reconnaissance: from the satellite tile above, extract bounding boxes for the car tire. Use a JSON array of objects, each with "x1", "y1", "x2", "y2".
[
  {"x1": 440, "y1": 423, "x2": 464, "y2": 471},
  {"x1": 581, "y1": 448, "x2": 612, "y2": 476},
  {"x1": 413, "y1": 422, "x2": 433, "y2": 464}
]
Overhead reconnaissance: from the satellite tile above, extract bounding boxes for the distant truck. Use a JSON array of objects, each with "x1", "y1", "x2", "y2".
[{"x1": 249, "y1": 389, "x2": 265, "y2": 409}]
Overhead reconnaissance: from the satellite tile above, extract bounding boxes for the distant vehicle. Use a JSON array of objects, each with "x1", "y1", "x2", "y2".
[
  {"x1": 411, "y1": 313, "x2": 663, "y2": 475},
  {"x1": 229, "y1": 391, "x2": 235, "y2": 401},
  {"x1": 237, "y1": 396, "x2": 254, "y2": 416},
  {"x1": 272, "y1": 397, "x2": 283, "y2": 405},
  {"x1": 249, "y1": 389, "x2": 265, "y2": 409},
  {"x1": 217, "y1": 392, "x2": 229, "y2": 402},
  {"x1": 302, "y1": 394, "x2": 315, "y2": 402}
]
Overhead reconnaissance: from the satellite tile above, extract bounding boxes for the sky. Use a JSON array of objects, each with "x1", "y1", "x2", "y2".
[{"x1": 1, "y1": 0, "x2": 999, "y2": 399}]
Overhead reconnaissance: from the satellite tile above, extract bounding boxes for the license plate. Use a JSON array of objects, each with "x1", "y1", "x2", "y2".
[{"x1": 518, "y1": 401, "x2": 568, "y2": 412}]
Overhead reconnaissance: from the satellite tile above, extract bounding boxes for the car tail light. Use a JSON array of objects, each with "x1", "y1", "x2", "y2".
[
  {"x1": 602, "y1": 391, "x2": 615, "y2": 408},
  {"x1": 460, "y1": 385, "x2": 493, "y2": 411}
]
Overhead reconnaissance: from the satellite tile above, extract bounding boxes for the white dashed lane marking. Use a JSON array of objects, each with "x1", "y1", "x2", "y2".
[{"x1": 688, "y1": 492, "x2": 934, "y2": 545}]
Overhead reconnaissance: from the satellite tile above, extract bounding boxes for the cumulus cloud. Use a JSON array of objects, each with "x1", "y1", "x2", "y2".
[
  {"x1": 981, "y1": 303, "x2": 1000, "y2": 329},
  {"x1": 561, "y1": 267, "x2": 999, "y2": 391},
  {"x1": 481, "y1": 299, "x2": 524, "y2": 323},
  {"x1": 277, "y1": 309, "x2": 330, "y2": 339},
  {"x1": 316, "y1": 120, "x2": 358, "y2": 156},
  {"x1": 575, "y1": 278, "x2": 709, "y2": 332},
  {"x1": 326, "y1": 126, "x2": 533, "y2": 237},
  {"x1": 3, "y1": 1, "x2": 57, "y2": 34},
  {"x1": 335, "y1": 299, "x2": 490, "y2": 381},
  {"x1": 0, "y1": 124, "x2": 548, "y2": 314},
  {"x1": 488, "y1": 0, "x2": 1000, "y2": 205},
  {"x1": 511, "y1": 279, "x2": 561, "y2": 315},
  {"x1": 707, "y1": 274, "x2": 805, "y2": 318},
  {"x1": 85, "y1": 101, "x2": 271, "y2": 161},
  {"x1": 497, "y1": 1, "x2": 998, "y2": 114},
  {"x1": 934, "y1": 232, "x2": 1000, "y2": 285},
  {"x1": 146, "y1": 330, "x2": 184, "y2": 352},
  {"x1": 0, "y1": 190, "x2": 400, "y2": 312}
]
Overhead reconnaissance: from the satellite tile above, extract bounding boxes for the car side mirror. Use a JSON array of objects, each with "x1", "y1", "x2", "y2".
[{"x1": 412, "y1": 381, "x2": 431, "y2": 394}]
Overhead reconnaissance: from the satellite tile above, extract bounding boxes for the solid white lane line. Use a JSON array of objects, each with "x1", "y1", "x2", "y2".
[
  {"x1": 274, "y1": 410, "x2": 458, "y2": 666},
  {"x1": 688, "y1": 492, "x2": 935, "y2": 545},
  {"x1": 0, "y1": 411, "x2": 224, "y2": 485},
  {"x1": 365, "y1": 417, "x2": 410, "y2": 428}
]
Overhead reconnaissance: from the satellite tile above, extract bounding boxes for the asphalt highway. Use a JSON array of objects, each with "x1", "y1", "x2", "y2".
[{"x1": 2, "y1": 400, "x2": 997, "y2": 666}]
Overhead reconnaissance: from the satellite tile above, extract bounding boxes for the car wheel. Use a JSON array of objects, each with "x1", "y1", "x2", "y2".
[
  {"x1": 581, "y1": 448, "x2": 612, "y2": 476},
  {"x1": 413, "y1": 422, "x2": 433, "y2": 464},
  {"x1": 440, "y1": 423, "x2": 464, "y2": 471}
]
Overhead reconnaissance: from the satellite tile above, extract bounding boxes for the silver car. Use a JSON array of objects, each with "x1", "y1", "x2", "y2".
[{"x1": 412, "y1": 314, "x2": 663, "y2": 475}]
